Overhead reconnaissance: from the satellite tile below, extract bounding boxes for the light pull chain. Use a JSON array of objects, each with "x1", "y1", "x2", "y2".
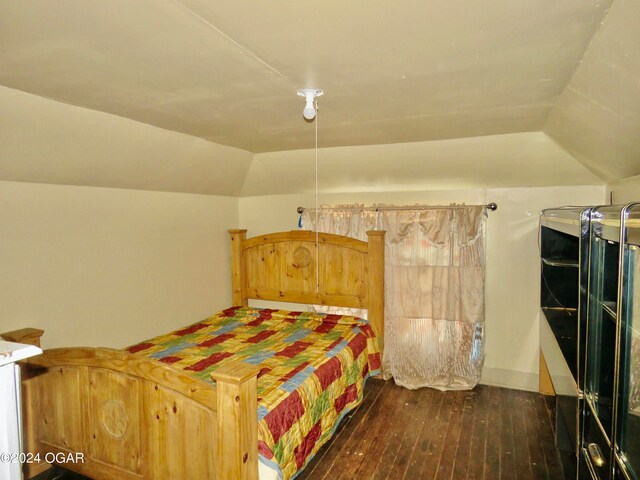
[{"x1": 315, "y1": 100, "x2": 319, "y2": 293}]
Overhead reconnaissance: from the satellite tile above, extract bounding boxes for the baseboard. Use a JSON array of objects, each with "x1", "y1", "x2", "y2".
[{"x1": 480, "y1": 366, "x2": 539, "y2": 392}]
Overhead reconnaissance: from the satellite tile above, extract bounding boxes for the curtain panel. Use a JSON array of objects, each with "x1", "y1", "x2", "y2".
[{"x1": 302, "y1": 204, "x2": 486, "y2": 390}]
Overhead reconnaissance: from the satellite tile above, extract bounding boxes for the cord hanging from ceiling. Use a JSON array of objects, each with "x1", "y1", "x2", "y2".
[{"x1": 297, "y1": 88, "x2": 323, "y2": 292}]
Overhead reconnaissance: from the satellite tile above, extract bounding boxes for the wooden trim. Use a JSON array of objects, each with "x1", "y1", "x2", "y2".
[{"x1": 539, "y1": 350, "x2": 555, "y2": 396}]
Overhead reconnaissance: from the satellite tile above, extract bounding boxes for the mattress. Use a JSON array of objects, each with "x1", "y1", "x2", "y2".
[{"x1": 127, "y1": 306, "x2": 381, "y2": 480}]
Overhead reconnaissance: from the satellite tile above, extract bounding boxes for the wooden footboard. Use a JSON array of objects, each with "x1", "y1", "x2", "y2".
[{"x1": 2, "y1": 330, "x2": 258, "y2": 480}]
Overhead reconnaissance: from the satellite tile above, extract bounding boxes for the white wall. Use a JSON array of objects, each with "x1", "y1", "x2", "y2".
[
  {"x1": 0, "y1": 181, "x2": 238, "y2": 349},
  {"x1": 240, "y1": 185, "x2": 605, "y2": 391}
]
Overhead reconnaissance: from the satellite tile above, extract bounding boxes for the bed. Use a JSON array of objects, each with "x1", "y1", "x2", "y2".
[{"x1": 2, "y1": 228, "x2": 385, "y2": 480}]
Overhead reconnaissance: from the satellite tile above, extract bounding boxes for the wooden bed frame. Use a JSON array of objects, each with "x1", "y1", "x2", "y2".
[{"x1": 2, "y1": 229, "x2": 385, "y2": 480}]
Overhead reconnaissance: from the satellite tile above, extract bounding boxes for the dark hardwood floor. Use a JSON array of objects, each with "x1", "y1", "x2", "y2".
[
  {"x1": 37, "y1": 379, "x2": 565, "y2": 480},
  {"x1": 34, "y1": 468, "x2": 87, "y2": 480},
  {"x1": 297, "y1": 379, "x2": 565, "y2": 480}
]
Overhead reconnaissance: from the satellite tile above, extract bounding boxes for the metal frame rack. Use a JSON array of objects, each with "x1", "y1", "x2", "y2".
[
  {"x1": 582, "y1": 203, "x2": 640, "y2": 480},
  {"x1": 540, "y1": 206, "x2": 592, "y2": 479},
  {"x1": 540, "y1": 203, "x2": 640, "y2": 480}
]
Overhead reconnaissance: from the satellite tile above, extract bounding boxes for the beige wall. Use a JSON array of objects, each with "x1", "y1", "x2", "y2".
[
  {"x1": 482, "y1": 186, "x2": 603, "y2": 390},
  {"x1": 0, "y1": 175, "x2": 606, "y2": 391},
  {"x1": 241, "y1": 132, "x2": 603, "y2": 196},
  {"x1": 240, "y1": 185, "x2": 605, "y2": 391},
  {"x1": 0, "y1": 181, "x2": 238, "y2": 349},
  {"x1": 608, "y1": 175, "x2": 640, "y2": 204}
]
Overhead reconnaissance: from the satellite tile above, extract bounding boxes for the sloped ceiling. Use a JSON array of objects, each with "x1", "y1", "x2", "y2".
[
  {"x1": 242, "y1": 132, "x2": 602, "y2": 196},
  {"x1": 0, "y1": 0, "x2": 637, "y2": 193},
  {"x1": 0, "y1": 86, "x2": 253, "y2": 196},
  {"x1": 0, "y1": 0, "x2": 611, "y2": 151},
  {"x1": 0, "y1": 87, "x2": 602, "y2": 197},
  {"x1": 544, "y1": 0, "x2": 640, "y2": 182}
]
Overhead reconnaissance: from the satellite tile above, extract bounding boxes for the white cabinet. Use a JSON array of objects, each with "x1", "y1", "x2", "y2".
[{"x1": 0, "y1": 341, "x2": 42, "y2": 480}]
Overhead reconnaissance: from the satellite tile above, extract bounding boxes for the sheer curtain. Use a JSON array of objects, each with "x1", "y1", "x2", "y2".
[{"x1": 303, "y1": 204, "x2": 486, "y2": 390}]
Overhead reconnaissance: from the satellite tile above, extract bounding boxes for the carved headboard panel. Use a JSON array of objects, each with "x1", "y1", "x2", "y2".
[{"x1": 229, "y1": 229, "x2": 385, "y2": 353}]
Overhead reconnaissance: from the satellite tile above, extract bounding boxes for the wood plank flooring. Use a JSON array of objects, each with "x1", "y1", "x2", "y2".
[
  {"x1": 39, "y1": 378, "x2": 565, "y2": 480},
  {"x1": 297, "y1": 379, "x2": 565, "y2": 480}
]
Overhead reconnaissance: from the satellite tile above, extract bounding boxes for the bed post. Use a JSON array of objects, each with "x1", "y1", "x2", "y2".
[
  {"x1": 1, "y1": 328, "x2": 44, "y2": 348},
  {"x1": 366, "y1": 230, "x2": 385, "y2": 357},
  {"x1": 229, "y1": 229, "x2": 248, "y2": 306},
  {"x1": 211, "y1": 362, "x2": 260, "y2": 480}
]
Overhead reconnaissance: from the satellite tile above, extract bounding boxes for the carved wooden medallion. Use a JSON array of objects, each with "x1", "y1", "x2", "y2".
[
  {"x1": 101, "y1": 399, "x2": 129, "y2": 439},
  {"x1": 292, "y1": 246, "x2": 312, "y2": 268}
]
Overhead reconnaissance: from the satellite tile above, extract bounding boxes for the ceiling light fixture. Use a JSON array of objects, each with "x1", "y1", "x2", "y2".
[{"x1": 297, "y1": 89, "x2": 323, "y2": 121}]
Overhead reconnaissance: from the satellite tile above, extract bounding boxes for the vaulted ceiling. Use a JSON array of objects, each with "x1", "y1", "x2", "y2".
[
  {"x1": 543, "y1": 0, "x2": 640, "y2": 182},
  {"x1": 0, "y1": 0, "x2": 638, "y2": 194}
]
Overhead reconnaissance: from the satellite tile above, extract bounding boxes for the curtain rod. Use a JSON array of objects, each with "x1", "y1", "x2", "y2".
[{"x1": 296, "y1": 203, "x2": 497, "y2": 214}]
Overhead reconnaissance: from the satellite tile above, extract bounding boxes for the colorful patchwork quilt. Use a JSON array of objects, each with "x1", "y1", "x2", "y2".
[{"x1": 126, "y1": 306, "x2": 381, "y2": 480}]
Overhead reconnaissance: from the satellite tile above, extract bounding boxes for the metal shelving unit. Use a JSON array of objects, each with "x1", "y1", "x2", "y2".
[
  {"x1": 540, "y1": 206, "x2": 592, "y2": 479},
  {"x1": 581, "y1": 203, "x2": 640, "y2": 480}
]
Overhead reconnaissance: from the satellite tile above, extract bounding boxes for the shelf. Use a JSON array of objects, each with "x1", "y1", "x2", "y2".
[
  {"x1": 542, "y1": 257, "x2": 580, "y2": 268},
  {"x1": 540, "y1": 206, "x2": 591, "y2": 478},
  {"x1": 627, "y1": 211, "x2": 640, "y2": 246},
  {"x1": 541, "y1": 306, "x2": 577, "y2": 321},
  {"x1": 540, "y1": 310, "x2": 578, "y2": 397},
  {"x1": 541, "y1": 307, "x2": 578, "y2": 381},
  {"x1": 540, "y1": 207, "x2": 589, "y2": 237},
  {"x1": 541, "y1": 203, "x2": 640, "y2": 480}
]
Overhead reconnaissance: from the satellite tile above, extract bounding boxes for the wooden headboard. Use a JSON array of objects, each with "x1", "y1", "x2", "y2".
[{"x1": 229, "y1": 229, "x2": 385, "y2": 354}]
